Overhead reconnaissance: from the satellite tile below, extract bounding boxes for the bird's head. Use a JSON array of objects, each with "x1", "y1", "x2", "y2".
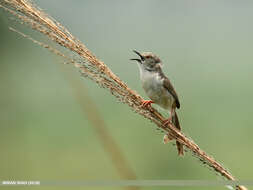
[{"x1": 130, "y1": 50, "x2": 162, "y2": 71}]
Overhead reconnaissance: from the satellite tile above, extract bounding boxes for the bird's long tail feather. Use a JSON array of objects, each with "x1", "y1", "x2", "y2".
[{"x1": 172, "y1": 112, "x2": 184, "y2": 156}]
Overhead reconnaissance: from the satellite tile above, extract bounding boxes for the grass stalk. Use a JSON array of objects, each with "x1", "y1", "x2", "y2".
[{"x1": 0, "y1": 1, "x2": 247, "y2": 190}]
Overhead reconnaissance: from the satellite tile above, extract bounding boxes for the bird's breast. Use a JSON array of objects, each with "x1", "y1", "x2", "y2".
[{"x1": 140, "y1": 71, "x2": 174, "y2": 110}]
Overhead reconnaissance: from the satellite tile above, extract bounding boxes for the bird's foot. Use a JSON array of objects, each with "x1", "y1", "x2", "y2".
[
  {"x1": 141, "y1": 100, "x2": 154, "y2": 107},
  {"x1": 163, "y1": 116, "x2": 173, "y2": 126},
  {"x1": 163, "y1": 133, "x2": 173, "y2": 144}
]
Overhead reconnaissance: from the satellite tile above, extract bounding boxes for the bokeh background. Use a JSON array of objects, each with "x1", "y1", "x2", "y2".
[{"x1": 0, "y1": 0, "x2": 253, "y2": 190}]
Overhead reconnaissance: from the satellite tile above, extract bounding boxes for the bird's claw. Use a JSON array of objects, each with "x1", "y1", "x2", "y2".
[
  {"x1": 163, "y1": 117, "x2": 172, "y2": 126},
  {"x1": 141, "y1": 100, "x2": 154, "y2": 107}
]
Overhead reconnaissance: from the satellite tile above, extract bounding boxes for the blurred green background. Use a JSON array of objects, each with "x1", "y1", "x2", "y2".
[{"x1": 0, "y1": 0, "x2": 252, "y2": 190}]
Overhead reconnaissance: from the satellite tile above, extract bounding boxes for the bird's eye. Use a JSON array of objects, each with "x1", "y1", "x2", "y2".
[{"x1": 146, "y1": 56, "x2": 150, "y2": 59}]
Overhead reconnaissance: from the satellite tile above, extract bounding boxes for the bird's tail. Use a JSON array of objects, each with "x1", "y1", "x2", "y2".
[{"x1": 172, "y1": 112, "x2": 184, "y2": 156}]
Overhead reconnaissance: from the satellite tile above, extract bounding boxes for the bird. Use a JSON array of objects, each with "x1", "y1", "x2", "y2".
[{"x1": 130, "y1": 50, "x2": 184, "y2": 156}]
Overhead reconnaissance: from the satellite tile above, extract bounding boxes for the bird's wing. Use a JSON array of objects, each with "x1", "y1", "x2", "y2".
[{"x1": 163, "y1": 77, "x2": 180, "y2": 109}]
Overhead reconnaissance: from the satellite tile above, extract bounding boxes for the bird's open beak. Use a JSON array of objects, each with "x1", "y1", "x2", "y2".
[{"x1": 130, "y1": 50, "x2": 144, "y2": 63}]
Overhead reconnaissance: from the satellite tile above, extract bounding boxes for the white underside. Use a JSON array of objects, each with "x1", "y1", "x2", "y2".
[{"x1": 139, "y1": 67, "x2": 174, "y2": 110}]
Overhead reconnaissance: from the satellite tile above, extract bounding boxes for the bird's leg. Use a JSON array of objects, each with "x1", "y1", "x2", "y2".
[
  {"x1": 141, "y1": 100, "x2": 154, "y2": 107},
  {"x1": 163, "y1": 107, "x2": 175, "y2": 126}
]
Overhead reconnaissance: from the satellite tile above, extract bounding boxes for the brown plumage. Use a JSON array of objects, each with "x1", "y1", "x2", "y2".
[
  {"x1": 162, "y1": 74, "x2": 183, "y2": 156},
  {"x1": 131, "y1": 50, "x2": 184, "y2": 156}
]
